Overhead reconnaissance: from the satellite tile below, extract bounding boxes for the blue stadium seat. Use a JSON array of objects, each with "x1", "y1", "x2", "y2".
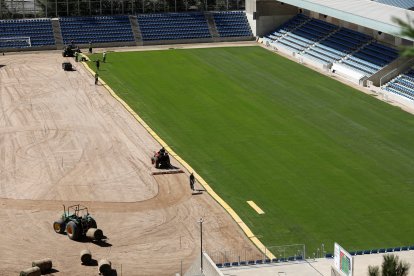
[
  {"x1": 59, "y1": 16, "x2": 134, "y2": 44},
  {"x1": 138, "y1": 12, "x2": 211, "y2": 41},
  {"x1": 383, "y1": 69, "x2": 414, "y2": 101},
  {"x1": 0, "y1": 18, "x2": 55, "y2": 48},
  {"x1": 212, "y1": 11, "x2": 253, "y2": 38}
]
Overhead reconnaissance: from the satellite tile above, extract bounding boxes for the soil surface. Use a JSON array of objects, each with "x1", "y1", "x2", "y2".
[{"x1": 0, "y1": 52, "x2": 260, "y2": 275}]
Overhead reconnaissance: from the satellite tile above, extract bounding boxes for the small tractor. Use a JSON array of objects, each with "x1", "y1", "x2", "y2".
[
  {"x1": 53, "y1": 204, "x2": 103, "y2": 241},
  {"x1": 151, "y1": 147, "x2": 172, "y2": 169},
  {"x1": 62, "y1": 44, "x2": 80, "y2": 57}
]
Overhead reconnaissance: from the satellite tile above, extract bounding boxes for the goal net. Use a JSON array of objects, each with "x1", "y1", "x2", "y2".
[{"x1": 0, "y1": 36, "x2": 31, "y2": 48}]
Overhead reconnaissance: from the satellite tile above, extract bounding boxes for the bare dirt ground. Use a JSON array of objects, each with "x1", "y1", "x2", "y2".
[{"x1": 0, "y1": 52, "x2": 260, "y2": 275}]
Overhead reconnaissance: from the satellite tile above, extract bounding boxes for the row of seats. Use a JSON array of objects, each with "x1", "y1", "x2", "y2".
[
  {"x1": 59, "y1": 15, "x2": 135, "y2": 44},
  {"x1": 138, "y1": 12, "x2": 211, "y2": 41},
  {"x1": 266, "y1": 14, "x2": 338, "y2": 54},
  {"x1": 263, "y1": 14, "x2": 398, "y2": 77},
  {"x1": 304, "y1": 28, "x2": 372, "y2": 65},
  {"x1": 262, "y1": 14, "x2": 309, "y2": 43},
  {"x1": 339, "y1": 42, "x2": 398, "y2": 76},
  {"x1": 384, "y1": 69, "x2": 414, "y2": 101},
  {"x1": 0, "y1": 12, "x2": 253, "y2": 47},
  {"x1": 212, "y1": 11, "x2": 252, "y2": 37},
  {"x1": 0, "y1": 18, "x2": 54, "y2": 48}
]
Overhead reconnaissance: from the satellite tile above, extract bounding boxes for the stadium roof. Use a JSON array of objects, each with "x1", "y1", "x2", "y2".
[
  {"x1": 373, "y1": 0, "x2": 414, "y2": 10},
  {"x1": 278, "y1": 0, "x2": 414, "y2": 41}
]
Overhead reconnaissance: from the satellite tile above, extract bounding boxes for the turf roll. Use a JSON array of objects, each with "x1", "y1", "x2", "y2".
[
  {"x1": 32, "y1": 258, "x2": 52, "y2": 273},
  {"x1": 20, "y1": 267, "x2": 41, "y2": 276},
  {"x1": 86, "y1": 228, "x2": 103, "y2": 240},
  {"x1": 98, "y1": 259, "x2": 111, "y2": 274},
  {"x1": 80, "y1": 249, "x2": 92, "y2": 264}
]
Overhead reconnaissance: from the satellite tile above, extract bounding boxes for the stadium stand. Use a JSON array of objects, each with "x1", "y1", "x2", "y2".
[
  {"x1": 0, "y1": 19, "x2": 55, "y2": 48},
  {"x1": 137, "y1": 12, "x2": 211, "y2": 41},
  {"x1": 265, "y1": 15, "x2": 338, "y2": 53},
  {"x1": 339, "y1": 42, "x2": 398, "y2": 76},
  {"x1": 303, "y1": 28, "x2": 372, "y2": 65},
  {"x1": 372, "y1": 0, "x2": 414, "y2": 10},
  {"x1": 59, "y1": 16, "x2": 134, "y2": 45},
  {"x1": 211, "y1": 11, "x2": 252, "y2": 37},
  {"x1": 383, "y1": 69, "x2": 414, "y2": 100},
  {"x1": 262, "y1": 13, "x2": 309, "y2": 44},
  {"x1": 263, "y1": 14, "x2": 398, "y2": 76}
]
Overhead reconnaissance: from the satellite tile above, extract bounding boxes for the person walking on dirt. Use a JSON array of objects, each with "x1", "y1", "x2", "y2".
[
  {"x1": 103, "y1": 51, "x2": 107, "y2": 63},
  {"x1": 96, "y1": 59, "x2": 100, "y2": 71},
  {"x1": 95, "y1": 73, "x2": 99, "y2": 85},
  {"x1": 190, "y1": 173, "x2": 195, "y2": 191}
]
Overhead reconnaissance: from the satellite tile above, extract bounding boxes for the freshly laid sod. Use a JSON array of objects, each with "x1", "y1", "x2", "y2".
[{"x1": 89, "y1": 46, "x2": 414, "y2": 255}]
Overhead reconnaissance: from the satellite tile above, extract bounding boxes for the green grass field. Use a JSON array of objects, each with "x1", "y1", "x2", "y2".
[{"x1": 89, "y1": 46, "x2": 414, "y2": 255}]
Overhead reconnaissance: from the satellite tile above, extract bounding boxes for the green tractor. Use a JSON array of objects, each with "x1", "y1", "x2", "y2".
[
  {"x1": 53, "y1": 204, "x2": 101, "y2": 241},
  {"x1": 62, "y1": 44, "x2": 80, "y2": 57}
]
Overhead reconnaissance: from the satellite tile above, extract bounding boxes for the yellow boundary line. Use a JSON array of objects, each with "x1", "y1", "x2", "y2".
[
  {"x1": 81, "y1": 59, "x2": 275, "y2": 260},
  {"x1": 247, "y1": 201, "x2": 265, "y2": 215}
]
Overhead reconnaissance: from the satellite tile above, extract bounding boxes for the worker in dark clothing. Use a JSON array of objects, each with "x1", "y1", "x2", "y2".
[
  {"x1": 95, "y1": 73, "x2": 99, "y2": 85},
  {"x1": 190, "y1": 173, "x2": 195, "y2": 191},
  {"x1": 88, "y1": 42, "x2": 93, "y2": 54},
  {"x1": 96, "y1": 59, "x2": 100, "y2": 71}
]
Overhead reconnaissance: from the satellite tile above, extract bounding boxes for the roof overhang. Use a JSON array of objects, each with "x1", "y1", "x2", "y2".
[{"x1": 278, "y1": 0, "x2": 414, "y2": 41}]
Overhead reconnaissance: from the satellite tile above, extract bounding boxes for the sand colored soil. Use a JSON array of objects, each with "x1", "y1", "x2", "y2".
[{"x1": 0, "y1": 52, "x2": 260, "y2": 275}]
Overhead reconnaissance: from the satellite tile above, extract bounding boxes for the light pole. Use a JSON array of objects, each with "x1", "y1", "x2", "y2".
[{"x1": 198, "y1": 218, "x2": 204, "y2": 273}]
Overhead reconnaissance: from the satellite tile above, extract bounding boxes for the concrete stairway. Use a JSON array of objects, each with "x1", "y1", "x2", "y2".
[
  {"x1": 51, "y1": 18, "x2": 64, "y2": 49},
  {"x1": 204, "y1": 12, "x2": 220, "y2": 41},
  {"x1": 129, "y1": 15, "x2": 143, "y2": 46}
]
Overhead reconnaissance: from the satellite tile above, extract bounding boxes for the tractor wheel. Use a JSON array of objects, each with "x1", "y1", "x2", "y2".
[
  {"x1": 66, "y1": 221, "x2": 79, "y2": 240},
  {"x1": 53, "y1": 219, "x2": 66, "y2": 234},
  {"x1": 88, "y1": 218, "x2": 97, "y2": 229}
]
